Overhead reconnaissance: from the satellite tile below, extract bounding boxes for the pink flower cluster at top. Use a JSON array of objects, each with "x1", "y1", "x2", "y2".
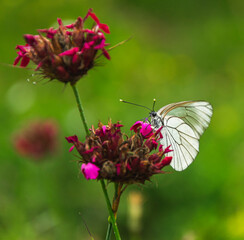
[
  {"x1": 14, "y1": 9, "x2": 110, "y2": 85},
  {"x1": 66, "y1": 120, "x2": 172, "y2": 183}
]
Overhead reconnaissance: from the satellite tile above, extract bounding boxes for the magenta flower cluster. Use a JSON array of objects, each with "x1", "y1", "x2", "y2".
[
  {"x1": 14, "y1": 9, "x2": 110, "y2": 85},
  {"x1": 66, "y1": 120, "x2": 172, "y2": 183}
]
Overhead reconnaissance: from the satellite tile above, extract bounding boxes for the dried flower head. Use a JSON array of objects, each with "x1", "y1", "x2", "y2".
[
  {"x1": 13, "y1": 119, "x2": 59, "y2": 160},
  {"x1": 66, "y1": 120, "x2": 172, "y2": 184},
  {"x1": 14, "y1": 9, "x2": 110, "y2": 85}
]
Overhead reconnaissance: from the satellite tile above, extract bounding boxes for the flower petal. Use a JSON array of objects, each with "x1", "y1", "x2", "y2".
[
  {"x1": 94, "y1": 39, "x2": 106, "y2": 50},
  {"x1": 163, "y1": 145, "x2": 173, "y2": 154},
  {"x1": 13, "y1": 55, "x2": 22, "y2": 66},
  {"x1": 24, "y1": 34, "x2": 37, "y2": 46},
  {"x1": 141, "y1": 123, "x2": 153, "y2": 138},
  {"x1": 82, "y1": 146, "x2": 99, "y2": 154},
  {"x1": 88, "y1": 11, "x2": 100, "y2": 24},
  {"x1": 65, "y1": 135, "x2": 78, "y2": 143},
  {"x1": 59, "y1": 47, "x2": 79, "y2": 57},
  {"x1": 102, "y1": 48, "x2": 110, "y2": 60},
  {"x1": 161, "y1": 156, "x2": 172, "y2": 167},
  {"x1": 81, "y1": 163, "x2": 100, "y2": 180},
  {"x1": 69, "y1": 145, "x2": 75, "y2": 152},
  {"x1": 20, "y1": 56, "x2": 30, "y2": 67},
  {"x1": 130, "y1": 121, "x2": 143, "y2": 132},
  {"x1": 159, "y1": 144, "x2": 163, "y2": 152},
  {"x1": 39, "y1": 28, "x2": 58, "y2": 38},
  {"x1": 102, "y1": 125, "x2": 107, "y2": 134},
  {"x1": 98, "y1": 23, "x2": 110, "y2": 34}
]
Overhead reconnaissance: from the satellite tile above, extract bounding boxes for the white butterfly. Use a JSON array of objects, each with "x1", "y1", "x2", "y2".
[{"x1": 149, "y1": 101, "x2": 213, "y2": 171}]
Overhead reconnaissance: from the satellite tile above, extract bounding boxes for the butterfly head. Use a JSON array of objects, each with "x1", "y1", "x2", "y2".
[
  {"x1": 148, "y1": 99, "x2": 163, "y2": 128},
  {"x1": 150, "y1": 111, "x2": 157, "y2": 117},
  {"x1": 149, "y1": 111, "x2": 163, "y2": 129}
]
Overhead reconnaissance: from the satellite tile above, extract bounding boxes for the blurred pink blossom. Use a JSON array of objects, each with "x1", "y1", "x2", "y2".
[{"x1": 13, "y1": 120, "x2": 59, "y2": 160}]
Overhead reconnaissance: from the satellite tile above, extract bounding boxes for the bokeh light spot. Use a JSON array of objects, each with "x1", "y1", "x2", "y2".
[{"x1": 6, "y1": 81, "x2": 35, "y2": 114}]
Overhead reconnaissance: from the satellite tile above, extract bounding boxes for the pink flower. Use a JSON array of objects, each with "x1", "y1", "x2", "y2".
[
  {"x1": 81, "y1": 163, "x2": 100, "y2": 180},
  {"x1": 130, "y1": 121, "x2": 153, "y2": 138},
  {"x1": 14, "y1": 9, "x2": 111, "y2": 85},
  {"x1": 13, "y1": 120, "x2": 59, "y2": 160}
]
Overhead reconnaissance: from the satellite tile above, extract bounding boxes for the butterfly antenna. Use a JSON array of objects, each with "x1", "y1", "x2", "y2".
[
  {"x1": 138, "y1": 117, "x2": 148, "y2": 122},
  {"x1": 152, "y1": 98, "x2": 156, "y2": 111},
  {"x1": 120, "y1": 99, "x2": 152, "y2": 111}
]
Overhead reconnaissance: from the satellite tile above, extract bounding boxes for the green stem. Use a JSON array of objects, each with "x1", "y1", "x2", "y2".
[
  {"x1": 101, "y1": 180, "x2": 121, "y2": 240},
  {"x1": 105, "y1": 183, "x2": 119, "y2": 240},
  {"x1": 71, "y1": 84, "x2": 89, "y2": 135},
  {"x1": 105, "y1": 222, "x2": 112, "y2": 240},
  {"x1": 71, "y1": 84, "x2": 121, "y2": 240}
]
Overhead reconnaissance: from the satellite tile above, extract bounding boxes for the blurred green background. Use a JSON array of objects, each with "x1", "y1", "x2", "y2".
[{"x1": 0, "y1": 0, "x2": 244, "y2": 239}]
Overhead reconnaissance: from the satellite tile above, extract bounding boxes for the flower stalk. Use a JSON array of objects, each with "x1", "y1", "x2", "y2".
[
  {"x1": 101, "y1": 180, "x2": 121, "y2": 240},
  {"x1": 112, "y1": 183, "x2": 123, "y2": 218},
  {"x1": 105, "y1": 222, "x2": 113, "y2": 240},
  {"x1": 106, "y1": 182, "x2": 123, "y2": 240},
  {"x1": 71, "y1": 84, "x2": 89, "y2": 135}
]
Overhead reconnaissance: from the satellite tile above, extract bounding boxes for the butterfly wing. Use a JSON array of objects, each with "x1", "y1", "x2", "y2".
[{"x1": 157, "y1": 101, "x2": 213, "y2": 171}]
